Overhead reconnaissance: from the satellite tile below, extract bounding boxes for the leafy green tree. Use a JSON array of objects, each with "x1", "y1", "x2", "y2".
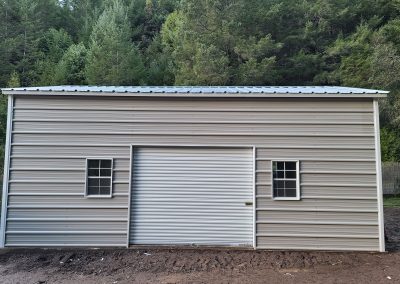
[
  {"x1": 161, "y1": 0, "x2": 282, "y2": 85},
  {"x1": 177, "y1": 43, "x2": 231, "y2": 85},
  {"x1": 128, "y1": 0, "x2": 177, "y2": 49},
  {"x1": 54, "y1": 43, "x2": 88, "y2": 85},
  {"x1": 324, "y1": 24, "x2": 375, "y2": 87},
  {"x1": 86, "y1": 0, "x2": 146, "y2": 85},
  {"x1": 381, "y1": 127, "x2": 400, "y2": 162},
  {"x1": 235, "y1": 36, "x2": 282, "y2": 85}
]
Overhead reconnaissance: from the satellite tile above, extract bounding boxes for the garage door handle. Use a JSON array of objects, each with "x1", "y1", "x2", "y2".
[{"x1": 245, "y1": 201, "x2": 253, "y2": 206}]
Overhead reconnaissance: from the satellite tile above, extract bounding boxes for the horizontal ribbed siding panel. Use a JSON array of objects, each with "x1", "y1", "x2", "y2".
[
  {"x1": 130, "y1": 147, "x2": 253, "y2": 246},
  {"x1": 301, "y1": 173, "x2": 376, "y2": 184},
  {"x1": 7, "y1": 208, "x2": 127, "y2": 219},
  {"x1": 11, "y1": 146, "x2": 130, "y2": 156},
  {"x1": 12, "y1": 122, "x2": 375, "y2": 135},
  {"x1": 10, "y1": 158, "x2": 129, "y2": 168},
  {"x1": 256, "y1": 148, "x2": 375, "y2": 160},
  {"x1": 257, "y1": 211, "x2": 378, "y2": 223},
  {"x1": 298, "y1": 186, "x2": 377, "y2": 198},
  {"x1": 14, "y1": 97, "x2": 374, "y2": 111},
  {"x1": 299, "y1": 161, "x2": 376, "y2": 171},
  {"x1": 13, "y1": 109, "x2": 373, "y2": 123},
  {"x1": 257, "y1": 224, "x2": 378, "y2": 235},
  {"x1": 256, "y1": 186, "x2": 377, "y2": 199},
  {"x1": 256, "y1": 237, "x2": 379, "y2": 251},
  {"x1": 7, "y1": 221, "x2": 126, "y2": 231},
  {"x1": 9, "y1": 170, "x2": 128, "y2": 181},
  {"x1": 257, "y1": 161, "x2": 376, "y2": 171},
  {"x1": 8, "y1": 196, "x2": 128, "y2": 206},
  {"x1": 257, "y1": 198, "x2": 377, "y2": 211},
  {"x1": 11, "y1": 107, "x2": 373, "y2": 124},
  {"x1": 255, "y1": 173, "x2": 377, "y2": 186},
  {"x1": 5, "y1": 234, "x2": 126, "y2": 247},
  {"x1": 11, "y1": 135, "x2": 375, "y2": 148},
  {"x1": 8, "y1": 183, "x2": 129, "y2": 195}
]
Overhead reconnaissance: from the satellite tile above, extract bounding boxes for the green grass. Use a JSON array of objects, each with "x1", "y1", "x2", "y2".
[{"x1": 384, "y1": 196, "x2": 400, "y2": 207}]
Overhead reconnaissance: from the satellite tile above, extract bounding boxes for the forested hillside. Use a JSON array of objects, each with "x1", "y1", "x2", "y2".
[{"x1": 1, "y1": 0, "x2": 400, "y2": 163}]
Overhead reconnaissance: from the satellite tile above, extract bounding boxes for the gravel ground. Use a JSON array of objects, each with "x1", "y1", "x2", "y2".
[{"x1": 0, "y1": 207, "x2": 399, "y2": 284}]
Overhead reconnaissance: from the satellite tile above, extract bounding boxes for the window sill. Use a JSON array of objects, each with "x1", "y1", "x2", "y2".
[
  {"x1": 272, "y1": 197, "x2": 301, "y2": 201},
  {"x1": 84, "y1": 195, "x2": 113, "y2": 199}
]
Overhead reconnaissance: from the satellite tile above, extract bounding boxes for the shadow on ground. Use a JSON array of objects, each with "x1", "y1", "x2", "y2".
[{"x1": 384, "y1": 207, "x2": 400, "y2": 251}]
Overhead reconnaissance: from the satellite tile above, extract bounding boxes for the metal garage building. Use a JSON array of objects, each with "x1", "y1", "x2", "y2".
[{"x1": 0, "y1": 86, "x2": 387, "y2": 251}]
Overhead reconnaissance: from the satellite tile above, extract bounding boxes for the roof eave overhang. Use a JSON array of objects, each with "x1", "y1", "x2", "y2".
[{"x1": 1, "y1": 90, "x2": 388, "y2": 98}]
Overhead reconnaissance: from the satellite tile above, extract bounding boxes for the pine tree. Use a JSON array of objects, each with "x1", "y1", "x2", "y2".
[
  {"x1": 86, "y1": 0, "x2": 145, "y2": 85},
  {"x1": 7, "y1": 71, "x2": 21, "y2": 88},
  {"x1": 17, "y1": 0, "x2": 41, "y2": 86},
  {"x1": 35, "y1": 28, "x2": 73, "y2": 85},
  {"x1": 0, "y1": 1, "x2": 24, "y2": 87}
]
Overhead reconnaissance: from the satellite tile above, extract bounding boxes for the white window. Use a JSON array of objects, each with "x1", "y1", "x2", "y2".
[
  {"x1": 272, "y1": 161, "x2": 300, "y2": 200},
  {"x1": 86, "y1": 158, "x2": 113, "y2": 197}
]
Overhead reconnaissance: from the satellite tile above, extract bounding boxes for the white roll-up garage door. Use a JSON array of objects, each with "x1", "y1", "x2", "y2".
[{"x1": 129, "y1": 147, "x2": 254, "y2": 246}]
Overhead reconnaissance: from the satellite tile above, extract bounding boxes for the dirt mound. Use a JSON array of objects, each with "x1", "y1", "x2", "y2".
[{"x1": 0, "y1": 247, "x2": 380, "y2": 276}]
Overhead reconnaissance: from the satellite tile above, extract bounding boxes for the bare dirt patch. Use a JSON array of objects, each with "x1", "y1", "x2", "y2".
[
  {"x1": 385, "y1": 207, "x2": 400, "y2": 251},
  {"x1": 0, "y1": 207, "x2": 399, "y2": 284}
]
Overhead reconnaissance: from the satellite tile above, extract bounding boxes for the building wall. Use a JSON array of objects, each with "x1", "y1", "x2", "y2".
[{"x1": 3, "y1": 95, "x2": 379, "y2": 250}]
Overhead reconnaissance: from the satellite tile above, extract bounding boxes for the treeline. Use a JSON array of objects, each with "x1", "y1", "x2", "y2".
[{"x1": 0, "y1": 0, "x2": 400, "y2": 161}]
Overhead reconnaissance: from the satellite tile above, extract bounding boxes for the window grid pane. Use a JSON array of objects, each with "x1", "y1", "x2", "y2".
[
  {"x1": 272, "y1": 161, "x2": 298, "y2": 199},
  {"x1": 87, "y1": 159, "x2": 112, "y2": 196}
]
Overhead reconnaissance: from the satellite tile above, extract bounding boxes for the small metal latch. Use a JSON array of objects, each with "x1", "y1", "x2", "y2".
[{"x1": 245, "y1": 201, "x2": 253, "y2": 206}]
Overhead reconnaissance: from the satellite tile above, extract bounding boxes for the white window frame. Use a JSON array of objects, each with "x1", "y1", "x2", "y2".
[
  {"x1": 271, "y1": 160, "x2": 300, "y2": 201},
  {"x1": 85, "y1": 158, "x2": 113, "y2": 198}
]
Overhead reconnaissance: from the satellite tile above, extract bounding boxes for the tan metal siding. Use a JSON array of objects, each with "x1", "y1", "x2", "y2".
[
  {"x1": 8, "y1": 196, "x2": 128, "y2": 206},
  {"x1": 7, "y1": 221, "x2": 126, "y2": 231},
  {"x1": 10, "y1": 169, "x2": 128, "y2": 181},
  {"x1": 12, "y1": 110, "x2": 374, "y2": 123},
  {"x1": 257, "y1": 223, "x2": 379, "y2": 235},
  {"x1": 13, "y1": 122, "x2": 375, "y2": 135},
  {"x1": 256, "y1": 237, "x2": 379, "y2": 251},
  {"x1": 257, "y1": 210, "x2": 379, "y2": 223},
  {"x1": 298, "y1": 186, "x2": 377, "y2": 198},
  {"x1": 7, "y1": 208, "x2": 127, "y2": 219},
  {"x1": 256, "y1": 148, "x2": 375, "y2": 160},
  {"x1": 11, "y1": 157, "x2": 130, "y2": 168},
  {"x1": 4, "y1": 96, "x2": 379, "y2": 250},
  {"x1": 8, "y1": 183, "x2": 129, "y2": 195},
  {"x1": 12, "y1": 136, "x2": 375, "y2": 149},
  {"x1": 5, "y1": 234, "x2": 126, "y2": 247},
  {"x1": 13, "y1": 96, "x2": 374, "y2": 110},
  {"x1": 11, "y1": 146, "x2": 130, "y2": 156},
  {"x1": 299, "y1": 161, "x2": 376, "y2": 171},
  {"x1": 256, "y1": 198, "x2": 377, "y2": 211}
]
